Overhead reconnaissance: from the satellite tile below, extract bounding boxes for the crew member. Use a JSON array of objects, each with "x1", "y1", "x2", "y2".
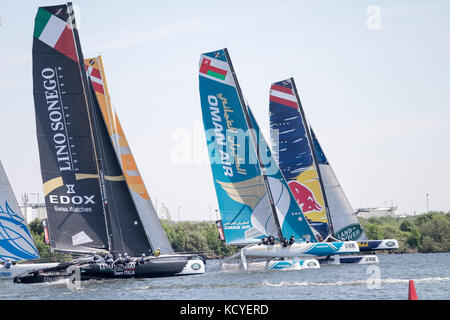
[
  {"x1": 289, "y1": 234, "x2": 295, "y2": 245},
  {"x1": 114, "y1": 254, "x2": 124, "y2": 268},
  {"x1": 153, "y1": 248, "x2": 161, "y2": 257},
  {"x1": 106, "y1": 253, "x2": 114, "y2": 267},
  {"x1": 123, "y1": 253, "x2": 131, "y2": 264},
  {"x1": 282, "y1": 238, "x2": 288, "y2": 247},
  {"x1": 4, "y1": 258, "x2": 11, "y2": 269},
  {"x1": 268, "y1": 235, "x2": 275, "y2": 245},
  {"x1": 138, "y1": 254, "x2": 146, "y2": 265}
]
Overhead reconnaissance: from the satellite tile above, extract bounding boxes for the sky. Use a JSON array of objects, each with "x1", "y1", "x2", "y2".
[{"x1": 0, "y1": 0, "x2": 449, "y2": 221}]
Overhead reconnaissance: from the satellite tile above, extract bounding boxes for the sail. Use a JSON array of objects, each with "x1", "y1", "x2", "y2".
[
  {"x1": 199, "y1": 49, "x2": 316, "y2": 244},
  {"x1": 269, "y1": 79, "x2": 330, "y2": 238},
  {"x1": 86, "y1": 81, "x2": 153, "y2": 256},
  {"x1": 32, "y1": 4, "x2": 109, "y2": 253},
  {"x1": 0, "y1": 161, "x2": 40, "y2": 262},
  {"x1": 311, "y1": 129, "x2": 368, "y2": 241},
  {"x1": 85, "y1": 56, "x2": 173, "y2": 254},
  {"x1": 246, "y1": 105, "x2": 318, "y2": 242}
]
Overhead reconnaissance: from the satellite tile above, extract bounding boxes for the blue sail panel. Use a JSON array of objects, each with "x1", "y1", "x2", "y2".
[
  {"x1": 0, "y1": 161, "x2": 40, "y2": 262},
  {"x1": 269, "y1": 79, "x2": 330, "y2": 238}
]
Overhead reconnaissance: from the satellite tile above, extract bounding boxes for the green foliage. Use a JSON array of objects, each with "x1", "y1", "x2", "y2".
[
  {"x1": 161, "y1": 219, "x2": 237, "y2": 258},
  {"x1": 27, "y1": 218, "x2": 71, "y2": 262},
  {"x1": 358, "y1": 211, "x2": 450, "y2": 253}
]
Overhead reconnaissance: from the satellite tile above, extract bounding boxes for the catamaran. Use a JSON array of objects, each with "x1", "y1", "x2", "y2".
[
  {"x1": 199, "y1": 48, "x2": 359, "y2": 271},
  {"x1": 15, "y1": 3, "x2": 204, "y2": 284},
  {"x1": 0, "y1": 160, "x2": 60, "y2": 280},
  {"x1": 269, "y1": 77, "x2": 398, "y2": 264}
]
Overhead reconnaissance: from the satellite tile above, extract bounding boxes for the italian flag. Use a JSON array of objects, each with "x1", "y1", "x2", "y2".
[
  {"x1": 199, "y1": 58, "x2": 227, "y2": 80},
  {"x1": 34, "y1": 7, "x2": 78, "y2": 62}
]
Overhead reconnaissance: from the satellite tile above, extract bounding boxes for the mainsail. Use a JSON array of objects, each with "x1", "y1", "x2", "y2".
[
  {"x1": 311, "y1": 129, "x2": 368, "y2": 241},
  {"x1": 269, "y1": 78, "x2": 331, "y2": 238},
  {"x1": 84, "y1": 56, "x2": 173, "y2": 254},
  {"x1": 32, "y1": 3, "x2": 155, "y2": 256},
  {"x1": 0, "y1": 161, "x2": 40, "y2": 262},
  {"x1": 199, "y1": 49, "x2": 317, "y2": 245}
]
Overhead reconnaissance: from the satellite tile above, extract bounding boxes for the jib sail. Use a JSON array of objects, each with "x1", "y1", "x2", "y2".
[
  {"x1": 311, "y1": 129, "x2": 368, "y2": 241},
  {"x1": 85, "y1": 56, "x2": 173, "y2": 254}
]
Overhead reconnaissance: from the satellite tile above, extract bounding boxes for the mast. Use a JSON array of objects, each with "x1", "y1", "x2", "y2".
[
  {"x1": 290, "y1": 78, "x2": 334, "y2": 236},
  {"x1": 66, "y1": 2, "x2": 115, "y2": 253},
  {"x1": 223, "y1": 48, "x2": 284, "y2": 242}
]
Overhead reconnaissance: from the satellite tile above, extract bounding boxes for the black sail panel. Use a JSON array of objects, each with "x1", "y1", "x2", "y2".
[
  {"x1": 32, "y1": 4, "x2": 109, "y2": 253},
  {"x1": 87, "y1": 83, "x2": 152, "y2": 257}
]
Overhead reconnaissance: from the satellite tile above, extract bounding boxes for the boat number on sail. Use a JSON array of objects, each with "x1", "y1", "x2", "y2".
[{"x1": 41, "y1": 67, "x2": 75, "y2": 173}]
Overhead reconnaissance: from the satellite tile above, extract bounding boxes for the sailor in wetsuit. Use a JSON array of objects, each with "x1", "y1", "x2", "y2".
[
  {"x1": 114, "y1": 254, "x2": 125, "y2": 268},
  {"x1": 138, "y1": 254, "x2": 146, "y2": 265},
  {"x1": 123, "y1": 253, "x2": 131, "y2": 264},
  {"x1": 268, "y1": 235, "x2": 275, "y2": 245},
  {"x1": 289, "y1": 234, "x2": 295, "y2": 245},
  {"x1": 4, "y1": 258, "x2": 11, "y2": 269},
  {"x1": 105, "y1": 253, "x2": 114, "y2": 267}
]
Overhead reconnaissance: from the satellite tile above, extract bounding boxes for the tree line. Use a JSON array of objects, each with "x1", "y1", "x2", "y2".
[{"x1": 27, "y1": 211, "x2": 449, "y2": 260}]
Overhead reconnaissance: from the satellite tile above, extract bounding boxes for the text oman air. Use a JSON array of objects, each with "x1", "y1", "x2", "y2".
[
  {"x1": 207, "y1": 95, "x2": 233, "y2": 177},
  {"x1": 41, "y1": 67, "x2": 72, "y2": 173}
]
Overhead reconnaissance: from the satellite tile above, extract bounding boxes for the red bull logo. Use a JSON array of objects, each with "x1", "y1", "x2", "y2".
[{"x1": 288, "y1": 180, "x2": 322, "y2": 213}]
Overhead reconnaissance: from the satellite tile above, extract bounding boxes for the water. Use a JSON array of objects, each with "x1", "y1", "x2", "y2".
[{"x1": 1, "y1": 253, "x2": 449, "y2": 300}]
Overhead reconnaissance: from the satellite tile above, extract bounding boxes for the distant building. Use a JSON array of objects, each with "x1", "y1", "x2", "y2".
[
  {"x1": 19, "y1": 203, "x2": 47, "y2": 224},
  {"x1": 355, "y1": 206, "x2": 398, "y2": 219}
]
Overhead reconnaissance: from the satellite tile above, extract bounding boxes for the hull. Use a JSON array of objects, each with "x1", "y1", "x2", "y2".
[
  {"x1": 0, "y1": 263, "x2": 59, "y2": 280},
  {"x1": 242, "y1": 241, "x2": 359, "y2": 258},
  {"x1": 14, "y1": 255, "x2": 205, "y2": 284},
  {"x1": 221, "y1": 258, "x2": 320, "y2": 271},
  {"x1": 358, "y1": 239, "x2": 399, "y2": 251},
  {"x1": 318, "y1": 255, "x2": 379, "y2": 265}
]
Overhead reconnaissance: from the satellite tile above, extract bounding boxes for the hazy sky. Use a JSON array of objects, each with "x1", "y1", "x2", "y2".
[{"x1": 0, "y1": 1, "x2": 449, "y2": 220}]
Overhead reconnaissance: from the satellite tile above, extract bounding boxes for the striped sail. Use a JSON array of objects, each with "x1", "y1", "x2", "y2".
[
  {"x1": 85, "y1": 56, "x2": 173, "y2": 254},
  {"x1": 199, "y1": 49, "x2": 317, "y2": 244},
  {"x1": 269, "y1": 79, "x2": 330, "y2": 238}
]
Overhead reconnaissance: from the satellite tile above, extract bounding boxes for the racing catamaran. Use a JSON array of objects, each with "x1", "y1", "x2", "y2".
[
  {"x1": 0, "y1": 160, "x2": 59, "y2": 280},
  {"x1": 199, "y1": 48, "x2": 359, "y2": 271},
  {"x1": 15, "y1": 3, "x2": 204, "y2": 284},
  {"x1": 269, "y1": 77, "x2": 398, "y2": 264}
]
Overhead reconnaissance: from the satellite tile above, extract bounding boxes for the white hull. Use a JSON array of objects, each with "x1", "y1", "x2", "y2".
[
  {"x1": 176, "y1": 258, "x2": 205, "y2": 275},
  {"x1": 221, "y1": 258, "x2": 320, "y2": 271},
  {"x1": 242, "y1": 241, "x2": 359, "y2": 258},
  {"x1": 319, "y1": 255, "x2": 378, "y2": 265},
  {"x1": 0, "y1": 263, "x2": 59, "y2": 280}
]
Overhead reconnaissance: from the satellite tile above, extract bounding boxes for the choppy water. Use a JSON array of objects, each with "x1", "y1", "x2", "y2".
[{"x1": 1, "y1": 253, "x2": 449, "y2": 300}]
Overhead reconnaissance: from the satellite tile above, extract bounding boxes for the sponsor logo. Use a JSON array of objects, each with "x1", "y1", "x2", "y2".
[
  {"x1": 307, "y1": 262, "x2": 317, "y2": 268},
  {"x1": 334, "y1": 224, "x2": 364, "y2": 241},
  {"x1": 49, "y1": 194, "x2": 95, "y2": 205},
  {"x1": 344, "y1": 242, "x2": 356, "y2": 249},
  {"x1": 0, "y1": 272, "x2": 12, "y2": 277},
  {"x1": 288, "y1": 181, "x2": 322, "y2": 213},
  {"x1": 191, "y1": 263, "x2": 202, "y2": 271},
  {"x1": 386, "y1": 241, "x2": 396, "y2": 247},
  {"x1": 41, "y1": 67, "x2": 73, "y2": 173}
]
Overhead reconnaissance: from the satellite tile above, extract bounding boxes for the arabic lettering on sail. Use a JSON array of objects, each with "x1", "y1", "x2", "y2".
[{"x1": 218, "y1": 93, "x2": 247, "y2": 176}]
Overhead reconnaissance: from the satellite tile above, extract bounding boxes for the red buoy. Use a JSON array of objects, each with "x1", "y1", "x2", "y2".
[{"x1": 408, "y1": 280, "x2": 418, "y2": 300}]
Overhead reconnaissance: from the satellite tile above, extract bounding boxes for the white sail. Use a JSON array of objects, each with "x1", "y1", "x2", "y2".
[
  {"x1": 0, "y1": 161, "x2": 40, "y2": 261},
  {"x1": 311, "y1": 130, "x2": 368, "y2": 241}
]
